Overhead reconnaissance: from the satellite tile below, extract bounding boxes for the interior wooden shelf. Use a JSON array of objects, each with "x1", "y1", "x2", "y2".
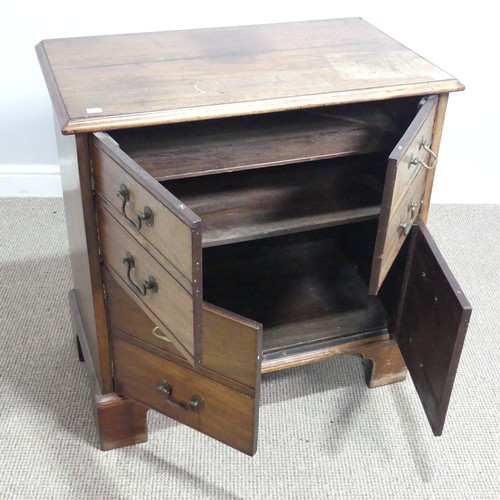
[
  {"x1": 203, "y1": 227, "x2": 389, "y2": 359},
  {"x1": 110, "y1": 101, "x2": 407, "y2": 181},
  {"x1": 165, "y1": 154, "x2": 387, "y2": 247}
]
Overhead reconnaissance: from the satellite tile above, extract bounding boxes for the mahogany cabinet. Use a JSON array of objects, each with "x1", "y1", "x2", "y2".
[{"x1": 37, "y1": 18, "x2": 471, "y2": 455}]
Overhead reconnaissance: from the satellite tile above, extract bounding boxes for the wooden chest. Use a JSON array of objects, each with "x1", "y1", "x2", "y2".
[{"x1": 37, "y1": 18, "x2": 471, "y2": 455}]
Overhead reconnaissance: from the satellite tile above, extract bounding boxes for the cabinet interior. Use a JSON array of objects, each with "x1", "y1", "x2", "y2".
[
  {"x1": 203, "y1": 223, "x2": 389, "y2": 361},
  {"x1": 108, "y1": 96, "x2": 422, "y2": 362},
  {"x1": 163, "y1": 154, "x2": 387, "y2": 247}
]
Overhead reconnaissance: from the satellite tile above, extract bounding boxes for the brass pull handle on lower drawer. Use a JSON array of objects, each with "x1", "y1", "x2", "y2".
[
  {"x1": 123, "y1": 252, "x2": 158, "y2": 296},
  {"x1": 117, "y1": 184, "x2": 154, "y2": 229},
  {"x1": 399, "y1": 200, "x2": 419, "y2": 236},
  {"x1": 156, "y1": 380, "x2": 204, "y2": 412},
  {"x1": 152, "y1": 326, "x2": 171, "y2": 343}
]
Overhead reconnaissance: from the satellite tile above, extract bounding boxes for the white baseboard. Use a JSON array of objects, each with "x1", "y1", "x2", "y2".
[{"x1": 0, "y1": 165, "x2": 62, "y2": 197}]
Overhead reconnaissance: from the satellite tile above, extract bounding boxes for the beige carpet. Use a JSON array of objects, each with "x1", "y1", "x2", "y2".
[{"x1": 0, "y1": 199, "x2": 498, "y2": 499}]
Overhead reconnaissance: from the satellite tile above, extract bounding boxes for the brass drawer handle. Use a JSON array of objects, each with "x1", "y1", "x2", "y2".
[
  {"x1": 152, "y1": 326, "x2": 171, "y2": 343},
  {"x1": 399, "y1": 200, "x2": 419, "y2": 236},
  {"x1": 156, "y1": 380, "x2": 204, "y2": 412},
  {"x1": 122, "y1": 252, "x2": 158, "y2": 296},
  {"x1": 410, "y1": 138, "x2": 438, "y2": 170},
  {"x1": 117, "y1": 184, "x2": 154, "y2": 229}
]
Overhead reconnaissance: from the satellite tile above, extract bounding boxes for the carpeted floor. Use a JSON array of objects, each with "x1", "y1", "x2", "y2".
[{"x1": 0, "y1": 198, "x2": 498, "y2": 499}]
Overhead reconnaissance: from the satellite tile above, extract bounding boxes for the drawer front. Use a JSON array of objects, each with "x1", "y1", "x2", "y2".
[
  {"x1": 98, "y1": 203, "x2": 198, "y2": 362},
  {"x1": 390, "y1": 96, "x2": 438, "y2": 208},
  {"x1": 103, "y1": 266, "x2": 182, "y2": 358},
  {"x1": 112, "y1": 337, "x2": 260, "y2": 455},
  {"x1": 369, "y1": 95, "x2": 439, "y2": 294},
  {"x1": 92, "y1": 133, "x2": 201, "y2": 291},
  {"x1": 92, "y1": 132, "x2": 203, "y2": 364},
  {"x1": 374, "y1": 167, "x2": 427, "y2": 289},
  {"x1": 103, "y1": 267, "x2": 263, "y2": 390}
]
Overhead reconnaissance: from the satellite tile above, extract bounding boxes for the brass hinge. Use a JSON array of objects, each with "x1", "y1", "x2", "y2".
[
  {"x1": 90, "y1": 174, "x2": 96, "y2": 194},
  {"x1": 418, "y1": 96, "x2": 428, "y2": 109},
  {"x1": 110, "y1": 359, "x2": 115, "y2": 378},
  {"x1": 102, "y1": 282, "x2": 107, "y2": 300},
  {"x1": 89, "y1": 155, "x2": 96, "y2": 194}
]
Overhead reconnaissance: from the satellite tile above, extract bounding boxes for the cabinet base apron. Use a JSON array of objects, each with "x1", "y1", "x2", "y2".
[
  {"x1": 261, "y1": 334, "x2": 407, "y2": 388},
  {"x1": 70, "y1": 288, "x2": 406, "y2": 450}
]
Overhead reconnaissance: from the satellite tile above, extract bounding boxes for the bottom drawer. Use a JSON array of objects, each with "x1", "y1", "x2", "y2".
[{"x1": 111, "y1": 337, "x2": 259, "y2": 455}]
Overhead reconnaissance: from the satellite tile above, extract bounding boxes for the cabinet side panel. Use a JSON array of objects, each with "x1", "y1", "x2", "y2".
[
  {"x1": 55, "y1": 122, "x2": 112, "y2": 393},
  {"x1": 421, "y1": 93, "x2": 449, "y2": 221}
]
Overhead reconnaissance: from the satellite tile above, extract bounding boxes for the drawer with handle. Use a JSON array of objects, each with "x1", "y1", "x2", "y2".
[
  {"x1": 369, "y1": 95, "x2": 439, "y2": 294},
  {"x1": 111, "y1": 336, "x2": 260, "y2": 455},
  {"x1": 372, "y1": 165, "x2": 428, "y2": 289},
  {"x1": 93, "y1": 134, "x2": 201, "y2": 294},
  {"x1": 97, "y1": 202, "x2": 201, "y2": 363},
  {"x1": 103, "y1": 265, "x2": 263, "y2": 391},
  {"x1": 389, "y1": 96, "x2": 438, "y2": 209},
  {"x1": 93, "y1": 134, "x2": 203, "y2": 365}
]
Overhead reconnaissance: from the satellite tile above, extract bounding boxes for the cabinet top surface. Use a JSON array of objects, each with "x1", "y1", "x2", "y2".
[{"x1": 37, "y1": 18, "x2": 463, "y2": 134}]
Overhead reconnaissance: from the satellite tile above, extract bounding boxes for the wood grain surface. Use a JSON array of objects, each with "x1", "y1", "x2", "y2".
[
  {"x1": 36, "y1": 18, "x2": 463, "y2": 134},
  {"x1": 93, "y1": 393, "x2": 149, "y2": 451},
  {"x1": 395, "y1": 221, "x2": 471, "y2": 436},
  {"x1": 97, "y1": 203, "x2": 199, "y2": 363},
  {"x1": 112, "y1": 101, "x2": 405, "y2": 180},
  {"x1": 166, "y1": 155, "x2": 387, "y2": 247},
  {"x1": 421, "y1": 94, "x2": 449, "y2": 221},
  {"x1": 112, "y1": 337, "x2": 260, "y2": 455},
  {"x1": 103, "y1": 267, "x2": 262, "y2": 392},
  {"x1": 369, "y1": 96, "x2": 438, "y2": 294},
  {"x1": 203, "y1": 228, "x2": 389, "y2": 357},
  {"x1": 92, "y1": 132, "x2": 201, "y2": 288},
  {"x1": 57, "y1": 132, "x2": 113, "y2": 393}
]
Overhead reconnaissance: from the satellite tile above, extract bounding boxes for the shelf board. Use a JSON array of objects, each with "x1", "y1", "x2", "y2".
[
  {"x1": 111, "y1": 102, "x2": 402, "y2": 181},
  {"x1": 203, "y1": 228, "x2": 389, "y2": 358},
  {"x1": 166, "y1": 155, "x2": 386, "y2": 247}
]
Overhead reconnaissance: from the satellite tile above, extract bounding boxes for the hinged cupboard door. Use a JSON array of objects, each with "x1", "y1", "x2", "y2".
[
  {"x1": 370, "y1": 95, "x2": 439, "y2": 294},
  {"x1": 92, "y1": 132, "x2": 203, "y2": 365},
  {"x1": 396, "y1": 221, "x2": 472, "y2": 435},
  {"x1": 93, "y1": 131, "x2": 263, "y2": 455}
]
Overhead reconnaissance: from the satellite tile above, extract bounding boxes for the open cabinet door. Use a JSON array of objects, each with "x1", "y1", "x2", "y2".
[
  {"x1": 369, "y1": 96, "x2": 439, "y2": 294},
  {"x1": 395, "y1": 221, "x2": 472, "y2": 435},
  {"x1": 92, "y1": 132, "x2": 203, "y2": 365}
]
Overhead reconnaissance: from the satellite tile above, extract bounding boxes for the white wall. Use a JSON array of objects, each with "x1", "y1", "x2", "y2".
[{"x1": 1, "y1": 1, "x2": 498, "y2": 201}]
